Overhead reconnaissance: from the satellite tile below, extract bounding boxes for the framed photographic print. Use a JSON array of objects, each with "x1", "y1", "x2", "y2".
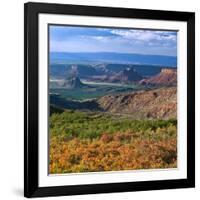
[{"x1": 24, "y1": 2, "x2": 195, "y2": 198}]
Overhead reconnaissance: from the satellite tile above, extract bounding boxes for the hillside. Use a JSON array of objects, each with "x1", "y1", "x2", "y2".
[
  {"x1": 98, "y1": 87, "x2": 177, "y2": 119},
  {"x1": 139, "y1": 68, "x2": 177, "y2": 86},
  {"x1": 50, "y1": 110, "x2": 177, "y2": 173}
]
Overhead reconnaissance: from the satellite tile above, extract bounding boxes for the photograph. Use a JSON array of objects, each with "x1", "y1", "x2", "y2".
[
  {"x1": 48, "y1": 25, "x2": 178, "y2": 174},
  {"x1": 24, "y1": 2, "x2": 195, "y2": 197}
]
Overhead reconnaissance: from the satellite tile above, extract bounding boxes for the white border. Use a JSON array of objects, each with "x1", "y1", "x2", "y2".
[{"x1": 39, "y1": 14, "x2": 187, "y2": 187}]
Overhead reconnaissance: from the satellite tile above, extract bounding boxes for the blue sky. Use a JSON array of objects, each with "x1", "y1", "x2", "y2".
[{"x1": 49, "y1": 25, "x2": 177, "y2": 56}]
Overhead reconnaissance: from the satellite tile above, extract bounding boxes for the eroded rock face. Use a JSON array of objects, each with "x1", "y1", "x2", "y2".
[
  {"x1": 98, "y1": 87, "x2": 177, "y2": 119},
  {"x1": 89, "y1": 67, "x2": 143, "y2": 83},
  {"x1": 139, "y1": 68, "x2": 177, "y2": 86},
  {"x1": 109, "y1": 68, "x2": 143, "y2": 83},
  {"x1": 63, "y1": 76, "x2": 85, "y2": 89}
]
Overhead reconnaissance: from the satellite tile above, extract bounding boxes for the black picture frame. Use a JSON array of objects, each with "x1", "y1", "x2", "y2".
[{"x1": 24, "y1": 2, "x2": 195, "y2": 198}]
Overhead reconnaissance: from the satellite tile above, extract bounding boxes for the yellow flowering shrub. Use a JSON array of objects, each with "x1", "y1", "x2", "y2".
[{"x1": 49, "y1": 128, "x2": 177, "y2": 174}]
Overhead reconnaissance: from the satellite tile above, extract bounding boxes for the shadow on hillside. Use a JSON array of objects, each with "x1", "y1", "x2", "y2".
[{"x1": 50, "y1": 94, "x2": 104, "y2": 112}]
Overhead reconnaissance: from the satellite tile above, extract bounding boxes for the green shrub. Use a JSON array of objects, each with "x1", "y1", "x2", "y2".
[{"x1": 50, "y1": 110, "x2": 177, "y2": 139}]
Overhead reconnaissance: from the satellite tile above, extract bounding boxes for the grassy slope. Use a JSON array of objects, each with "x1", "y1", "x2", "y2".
[
  {"x1": 50, "y1": 110, "x2": 177, "y2": 139},
  {"x1": 49, "y1": 110, "x2": 177, "y2": 173}
]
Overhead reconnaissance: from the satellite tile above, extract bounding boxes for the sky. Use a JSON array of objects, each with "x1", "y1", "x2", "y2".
[{"x1": 49, "y1": 25, "x2": 177, "y2": 57}]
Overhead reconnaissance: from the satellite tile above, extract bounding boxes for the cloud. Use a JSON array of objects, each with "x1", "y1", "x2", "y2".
[
  {"x1": 49, "y1": 26, "x2": 114, "y2": 41},
  {"x1": 81, "y1": 35, "x2": 111, "y2": 42},
  {"x1": 49, "y1": 26, "x2": 177, "y2": 56},
  {"x1": 110, "y1": 29, "x2": 177, "y2": 43}
]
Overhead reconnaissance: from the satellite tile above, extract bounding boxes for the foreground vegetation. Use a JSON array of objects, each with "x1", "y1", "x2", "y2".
[
  {"x1": 49, "y1": 110, "x2": 177, "y2": 173},
  {"x1": 50, "y1": 110, "x2": 177, "y2": 139}
]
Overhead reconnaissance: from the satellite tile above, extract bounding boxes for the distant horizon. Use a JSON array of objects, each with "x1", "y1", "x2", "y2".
[
  {"x1": 49, "y1": 51, "x2": 177, "y2": 58},
  {"x1": 49, "y1": 51, "x2": 177, "y2": 67},
  {"x1": 49, "y1": 26, "x2": 177, "y2": 57}
]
